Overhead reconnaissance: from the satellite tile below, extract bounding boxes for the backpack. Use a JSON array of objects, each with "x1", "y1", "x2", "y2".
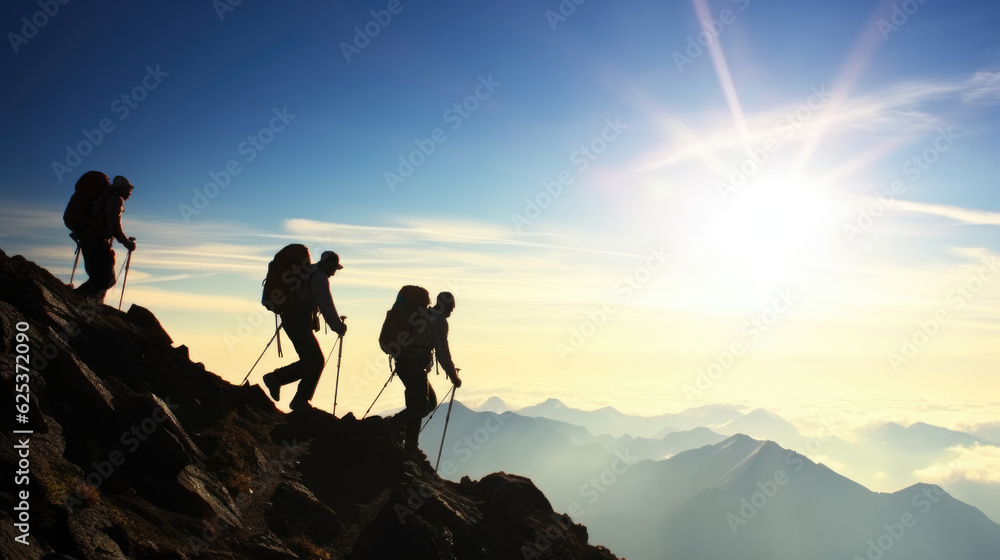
[
  {"x1": 64, "y1": 171, "x2": 111, "y2": 235},
  {"x1": 379, "y1": 285, "x2": 431, "y2": 360},
  {"x1": 261, "y1": 244, "x2": 313, "y2": 313}
]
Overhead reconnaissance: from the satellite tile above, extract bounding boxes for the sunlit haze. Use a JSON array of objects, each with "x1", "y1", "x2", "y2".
[{"x1": 3, "y1": 0, "x2": 999, "y2": 504}]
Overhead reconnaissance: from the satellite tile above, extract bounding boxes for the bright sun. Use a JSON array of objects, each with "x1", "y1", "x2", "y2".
[{"x1": 696, "y1": 176, "x2": 842, "y2": 285}]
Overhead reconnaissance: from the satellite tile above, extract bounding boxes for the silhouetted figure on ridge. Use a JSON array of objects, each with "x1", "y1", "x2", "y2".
[
  {"x1": 262, "y1": 250, "x2": 347, "y2": 411},
  {"x1": 64, "y1": 171, "x2": 137, "y2": 303},
  {"x1": 381, "y1": 287, "x2": 462, "y2": 452}
]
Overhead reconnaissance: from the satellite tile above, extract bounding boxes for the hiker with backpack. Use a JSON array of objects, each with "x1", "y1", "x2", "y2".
[
  {"x1": 64, "y1": 171, "x2": 137, "y2": 303},
  {"x1": 380, "y1": 287, "x2": 462, "y2": 452},
  {"x1": 261, "y1": 248, "x2": 347, "y2": 411}
]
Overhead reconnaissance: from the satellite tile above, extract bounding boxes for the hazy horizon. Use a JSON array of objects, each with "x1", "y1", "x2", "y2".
[{"x1": 3, "y1": 1, "x2": 999, "y2": 541}]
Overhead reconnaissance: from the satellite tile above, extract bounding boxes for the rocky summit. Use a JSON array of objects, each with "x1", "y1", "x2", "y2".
[{"x1": 0, "y1": 249, "x2": 619, "y2": 560}]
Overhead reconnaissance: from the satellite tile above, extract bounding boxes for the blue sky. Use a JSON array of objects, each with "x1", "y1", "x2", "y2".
[{"x1": 2, "y1": 0, "x2": 1000, "y2": 437}]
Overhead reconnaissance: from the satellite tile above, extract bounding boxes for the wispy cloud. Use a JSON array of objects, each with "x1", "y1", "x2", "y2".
[
  {"x1": 961, "y1": 71, "x2": 1000, "y2": 104},
  {"x1": 914, "y1": 444, "x2": 1000, "y2": 485},
  {"x1": 0, "y1": 202, "x2": 665, "y2": 318},
  {"x1": 122, "y1": 286, "x2": 255, "y2": 314},
  {"x1": 633, "y1": 70, "x2": 988, "y2": 173},
  {"x1": 893, "y1": 200, "x2": 1000, "y2": 226}
]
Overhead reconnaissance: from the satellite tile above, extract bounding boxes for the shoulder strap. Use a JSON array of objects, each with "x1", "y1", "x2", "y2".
[{"x1": 90, "y1": 190, "x2": 115, "y2": 216}]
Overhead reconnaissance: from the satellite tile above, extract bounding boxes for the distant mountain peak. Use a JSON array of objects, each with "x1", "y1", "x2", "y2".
[
  {"x1": 475, "y1": 396, "x2": 510, "y2": 413},
  {"x1": 538, "y1": 397, "x2": 566, "y2": 408},
  {"x1": 744, "y1": 408, "x2": 786, "y2": 422}
]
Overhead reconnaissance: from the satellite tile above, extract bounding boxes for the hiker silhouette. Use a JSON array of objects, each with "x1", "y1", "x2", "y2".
[
  {"x1": 382, "y1": 288, "x2": 462, "y2": 451},
  {"x1": 262, "y1": 250, "x2": 347, "y2": 411},
  {"x1": 64, "y1": 172, "x2": 137, "y2": 303}
]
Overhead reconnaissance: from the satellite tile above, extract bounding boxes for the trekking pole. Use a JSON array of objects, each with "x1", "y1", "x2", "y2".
[
  {"x1": 420, "y1": 384, "x2": 455, "y2": 433},
  {"x1": 324, "y1": 316, "x2": 347, "y2": 416},
  {"x1": 240, "y1": 323, "x2": 282, "y2": 385},
  {"x1": 362, "y1": 358, "x2": 395, "y2": 420},
  {"x1": 111, "y1": 238, "x2": 134, "y2": 296},
  {"x1": 435, "y1": 386, "x2": 458, "y2": 473},
  {"x1": 117, "y1": 247, "x2": 134, "y2": 311},
  {"x1": 69, "y1": 242, "x2": 81, "y2": 287}
]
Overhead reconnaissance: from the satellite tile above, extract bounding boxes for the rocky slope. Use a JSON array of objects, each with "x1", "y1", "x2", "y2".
[{"x1": 0, "y1": 249, "x2": 619, "y2": 560}]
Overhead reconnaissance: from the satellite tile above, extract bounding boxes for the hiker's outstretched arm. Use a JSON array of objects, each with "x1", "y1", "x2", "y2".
[{"x1": 312, "y1": 273, "x2": 345, "y2": 332}]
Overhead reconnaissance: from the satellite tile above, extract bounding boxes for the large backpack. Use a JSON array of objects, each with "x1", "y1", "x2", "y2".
[
  {"x1": 64, "y1": 171, "x2": 111, "y2": 235},
  {"x1": 261, "y1": 244, "x2": 313, "y2": 313},
  {"x1": 379, "y1": 285, "x2": 431, "y2": 360}
]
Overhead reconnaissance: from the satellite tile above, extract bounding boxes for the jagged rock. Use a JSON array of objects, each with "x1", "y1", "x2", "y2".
[
  {"x1": 0, "y1": 249, "x2": 619, "y2": 560},
  {"x1": 146, "y1": 392, "x2": 204, "y2": 460},
  {"x1": 240, "y1": 532, "x2": 299, "y2": 559},
  {"x1": 55, "y1": 343, "x2": 116, "y2": 413},
  {"x1": 0, "y1": 511, "x2": 48, "y2": 559},
  {"x1": 268, "y1": 480, "x2": 340, "y2": 544},
  {"x1": 0, "y1": 299, "x2": 23, "y2": 352},
  {"x1": 125, "y1": 304, "x2": 173, "y2": 345},
  {"x1": 473, "y1": 472, "x2": 554, "y2": 520},
  {"x1": 67, "y1": 510, "x2": 128, "y2": 560},
  {"x1": 177, "y1": 465, "x2": 242, "y2": 529}
]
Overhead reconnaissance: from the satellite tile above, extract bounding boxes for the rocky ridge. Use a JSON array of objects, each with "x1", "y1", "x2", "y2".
[{"x1": 0, "y1": 249, "x2": 619, "y2": 560}]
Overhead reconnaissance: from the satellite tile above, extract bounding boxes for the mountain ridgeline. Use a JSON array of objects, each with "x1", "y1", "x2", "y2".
[
  {"x1": 4, "y1": 247, "x2": 999, "y2": 560},
  {"x1": 0, "y1": 249, "x2": 618, "y2": 560},
  {"x1": 422, "y1": 401, "x2": 1000, "y2": 559}
]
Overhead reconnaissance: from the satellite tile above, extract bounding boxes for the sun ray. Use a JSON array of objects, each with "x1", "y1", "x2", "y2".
[
  {"x1": 811, "y1": 137, "x2": 913, "y2": 190},
  {"x1": 788, "y1": 0, "x2": 899, "y2": 181},
  {"x1": 691, "y1": 0, "x2": 750, "y2": 148}
]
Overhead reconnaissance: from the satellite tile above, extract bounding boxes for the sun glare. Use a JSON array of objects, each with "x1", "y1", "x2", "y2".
[{"x1": 697, "y1": 177, "x2": 841, "y2": 285}]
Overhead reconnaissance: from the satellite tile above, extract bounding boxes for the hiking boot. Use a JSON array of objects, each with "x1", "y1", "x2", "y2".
[
  {"x1": 262, "y1": 373, "x2": 281, "y2": 401},
  {"x1": 289, "y1": 399, "x2": 312, "y2": 412}
]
